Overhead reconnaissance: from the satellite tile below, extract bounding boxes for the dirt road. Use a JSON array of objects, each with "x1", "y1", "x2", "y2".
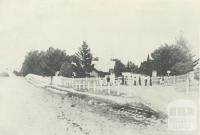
[{"x1": 0, "y1": 77, "x2": 196, "y2": 135}]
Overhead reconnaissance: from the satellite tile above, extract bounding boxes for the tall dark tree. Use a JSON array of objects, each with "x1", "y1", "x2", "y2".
[
  {"x1": 113, "y1": 59, "x2": 126, "y2": 77},
  {"x1": 139, "y1": 54, "x2": 153, "y2": 76},
  {"x1": 150, "y1": 35, "x2": 194, "y2": 75},
  {"x1": 150, "y1": 44, "x2": 173, "y2": 75},
  {"x1": 21, "y1": 47, "x2": 71, "y2": 84},
  {"x1": 21, "y1": 50, "x2": 45, "y2": 76},
  {"x1": 59, "y1": 62, "x2": 74, "y2": 77},
  {"x1": 75, "y1": 41, "x2": 94, "y2": 76},
  {"x1": 126, "y1": 61, "x2": 139, "y2": 73},
  {"x1": 71, "y1": 55, "x2": 85, "y2": 77},
  {"x1": 170, "y1": 35, "x2": 193, "y2": 74},
  {"x1": 42, "y1": 47, "x2": 70, "y2": 84}
]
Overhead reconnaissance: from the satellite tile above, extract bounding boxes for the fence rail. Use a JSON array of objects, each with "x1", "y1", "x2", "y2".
[{"x1": 26, "y1": 73, "x2": 199, "y2": 96}]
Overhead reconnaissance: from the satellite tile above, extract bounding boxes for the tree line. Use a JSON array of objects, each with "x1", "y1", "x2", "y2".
[
  {"x1": 114, "y1": 35, "x2": 194, "y2": 76},
  {"x1": 20, "y1": 41, "x2": 94, "y2": 78},
  {"x1": 17, "y1": 35, "x2": 195, "y2": 78}
]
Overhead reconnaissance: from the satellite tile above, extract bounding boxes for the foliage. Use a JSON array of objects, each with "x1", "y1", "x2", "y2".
[
  {"x1": 21, "y1": 35, "x2": 194, "y2": 78},
  {"x1": 150, "y1": 44, "x2": 175, "y2": 75},
  {"x1": 112, "y1": 59, "x2": 139, "y2": 76},
  {"x1": 71, "y1": 55, "x2": 86, "y2": 77},
  {"x1": 21, "y1": 42, "x2": 95, "y2": 78},
  {"x1": 126, "y1": 61, "x2": 139, "y2": 73},
  {"x1": 75, "y1": 41, "x2": 94, "y2": 77},
  {"x1": 113, "y1": 59, "x2": 126, "y2": 77},
  {"x1": 21, "y1": 47, "x2": 71, "y2": 77},
  {"x1": 21, "y1": 50, "x2": 45, "y2": 76},
  {"x1": 139, "y1": 36, "x2": 194, "y2": 76},
  {"x1": 139, "y1": 55, "x2": 153, "y2": 76},
  {"x1": 59, "y1": 62, "x2": 74, "y2": 77},
  {"x1": 42, "y1": 47, "x2": 70, "y2": 77},
  {"x1": 170, "y1": 36, "x2": 193, "y2": 74},
  {"x1": 138, "y1": 35, "x2": 194, "y2": 76}
]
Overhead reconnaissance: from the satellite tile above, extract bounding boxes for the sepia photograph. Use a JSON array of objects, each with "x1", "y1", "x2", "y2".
[{"x1": 0, "y1": 0, "x2": 199, "y2": 135}]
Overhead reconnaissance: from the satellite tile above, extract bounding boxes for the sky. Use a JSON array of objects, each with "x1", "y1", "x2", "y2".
[{"x1": 0, "y1": 0, "x2": 199, "y2": 71}]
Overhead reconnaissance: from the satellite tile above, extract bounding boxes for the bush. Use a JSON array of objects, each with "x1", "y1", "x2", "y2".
[{"x1": 59, "y1": 62, "x2": 74, "y2": 77}]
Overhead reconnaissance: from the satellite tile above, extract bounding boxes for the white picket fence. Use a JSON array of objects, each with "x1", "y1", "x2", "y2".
[
  {"x1": 26, "y1": 73, "x2": 199, "y2": 96},
  {"x1": 53, "y1": 76, "x2": 122, "y2": 95}
]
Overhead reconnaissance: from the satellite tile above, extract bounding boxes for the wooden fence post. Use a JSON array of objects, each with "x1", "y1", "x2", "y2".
[
  {"x1": 100, "y1": 79, "x2": 103, "y2": 92},
  {"x1": 186, "y1": 76, "x2": 189, "y2": 96},
  {"x1": 93, "y1": 80, "x2": 96, "y2": 92},
  {"x1": 108, "y1": 82, "x2": 111, "y2": 95},
  {"x1": 78, "y1": 79, "x2": 80, "y2": 90},
  {"x1": 117, "y1": 81, "x2": 120, "y2": 96},
  {"x1": 87, "y1": 79, "x2": 90, "y2": 91}
]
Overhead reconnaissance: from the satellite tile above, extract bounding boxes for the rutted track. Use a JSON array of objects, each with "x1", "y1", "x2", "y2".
[
  {"x1": 46, "y1": 85, "x2": 167, "y2": 125},
  {"x1": 26, "y1": 76, "x2": 167, "y2": 125}
]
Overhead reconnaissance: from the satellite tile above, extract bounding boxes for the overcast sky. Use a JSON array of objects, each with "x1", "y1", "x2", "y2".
[{"x1": 0, "y1": 0, "x2": 199, "y2": 71}]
